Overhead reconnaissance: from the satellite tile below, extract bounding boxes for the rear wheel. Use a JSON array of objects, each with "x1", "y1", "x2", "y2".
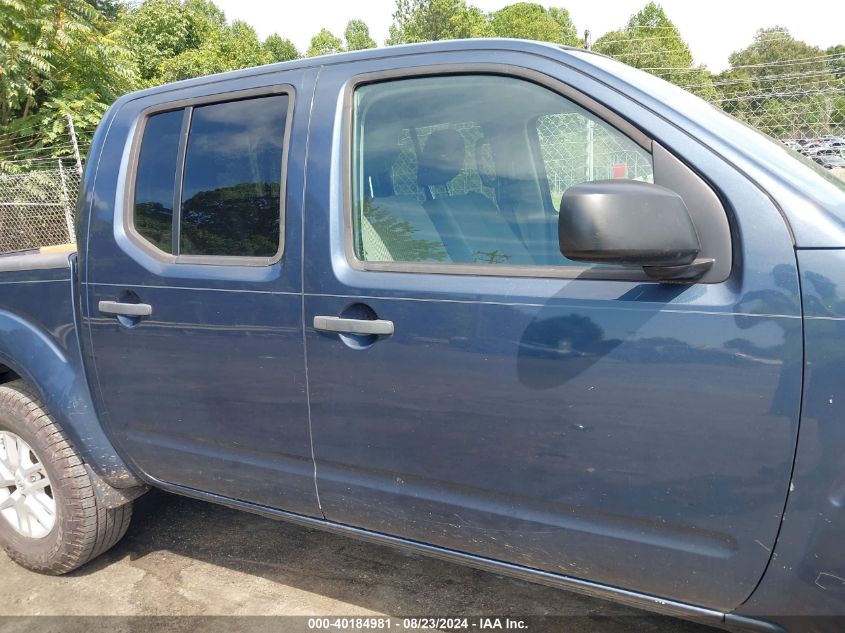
[{"x1": 0, "y1": 380, "x2": 132, "y2": 574}]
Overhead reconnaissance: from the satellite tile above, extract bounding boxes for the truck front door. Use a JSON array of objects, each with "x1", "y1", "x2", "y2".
[{"x1": 302, "y1": 53, "x2": 802, "y2": 611}]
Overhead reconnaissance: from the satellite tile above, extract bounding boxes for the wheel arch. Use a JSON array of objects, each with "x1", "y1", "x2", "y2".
[{"x1": 0, "y1": 308, "x2": 143, "y2": 489}]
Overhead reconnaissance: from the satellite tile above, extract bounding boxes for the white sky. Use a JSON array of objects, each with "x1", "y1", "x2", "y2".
[{"x1": 212, "y1": 0, "x2": 844, "y2": 71}]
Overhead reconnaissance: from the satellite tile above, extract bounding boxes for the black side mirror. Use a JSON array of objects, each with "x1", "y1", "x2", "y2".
[{"x1": 559, "y1": 180, "x2": 713, "y2": 281}]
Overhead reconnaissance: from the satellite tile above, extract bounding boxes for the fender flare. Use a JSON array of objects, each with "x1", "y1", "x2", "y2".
[{"x1": 0, "y1": 308, "x2": 142, "y2": 489}]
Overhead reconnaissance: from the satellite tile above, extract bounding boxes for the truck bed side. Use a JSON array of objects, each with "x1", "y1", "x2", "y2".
[{"x1": 0, "y1": 250, "x2": 141, "y2": 488}]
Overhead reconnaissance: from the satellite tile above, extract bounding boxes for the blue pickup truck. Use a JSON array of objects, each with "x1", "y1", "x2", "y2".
[{"x1": 0, "y1": 39, "x2": 844, "y2": 632}]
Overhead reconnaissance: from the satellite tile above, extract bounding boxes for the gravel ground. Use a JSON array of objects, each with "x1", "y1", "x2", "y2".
[{"x1": 0, "y1": 490, "x2": 723, "y2": 633}]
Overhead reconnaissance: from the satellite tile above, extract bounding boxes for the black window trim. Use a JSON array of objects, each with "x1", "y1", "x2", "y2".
[{"x1": 125, "y1": 84, "x2": 295, "y2": 267}]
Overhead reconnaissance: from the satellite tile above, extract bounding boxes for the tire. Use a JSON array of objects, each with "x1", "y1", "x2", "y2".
[{"x1": 0, "y1": 379, "x2": 132, "y2": 574}]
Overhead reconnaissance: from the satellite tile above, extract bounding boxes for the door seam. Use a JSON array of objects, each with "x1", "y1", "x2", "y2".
[
  {"x1": 734, "y1": 247, "x2": 806, "y2": 611},
  {"x1": 301, "y1": 65, "x2": 325, "y2": 518}
]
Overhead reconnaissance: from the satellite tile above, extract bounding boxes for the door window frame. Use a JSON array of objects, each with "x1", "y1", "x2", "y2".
[
  {"x1": 124, "y1": 84, "x2": 295, "y2": 267},
  {"x1": 341, "y1": 64, "x2": 729, "y2": 282}
]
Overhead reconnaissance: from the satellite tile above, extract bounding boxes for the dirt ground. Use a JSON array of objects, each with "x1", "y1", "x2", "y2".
[{"x1": 0, "y1": 490, "x2": 723, "y2": 633}]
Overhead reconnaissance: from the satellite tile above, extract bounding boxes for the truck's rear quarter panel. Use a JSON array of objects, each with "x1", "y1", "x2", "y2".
[{"x1": 0, "y1": 253, "x2": 140, "y2": 487}]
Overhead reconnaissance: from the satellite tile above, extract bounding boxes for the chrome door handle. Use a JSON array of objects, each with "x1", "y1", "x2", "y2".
[
  {"x1": 98, "y1": 301, "x2": 152, "y2": 317},
  {"x1": 313, "y1": 316, "x2": 394, "y2": 336}
]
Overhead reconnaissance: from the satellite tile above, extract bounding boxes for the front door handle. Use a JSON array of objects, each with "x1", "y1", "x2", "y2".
[
  {"x1": 313, "y1": 316, "x2": 394, "y2": 336},
  {"x1": 98, "y1": 301, "x2": 153, "y2": 317}
]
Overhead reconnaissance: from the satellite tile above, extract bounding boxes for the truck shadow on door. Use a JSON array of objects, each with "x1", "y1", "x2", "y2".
[{"x1": 74, "y1": 490, "x2": 721, "y2": 632}]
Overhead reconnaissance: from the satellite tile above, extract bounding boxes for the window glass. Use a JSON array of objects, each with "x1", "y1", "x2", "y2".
[
  {"x1": 134, "y1": 109, "x2": 182, "y2": 253},
  {"x1": 392, "y1": 122, "x2": 497, "y2": 204},
  {"x1": 537, "y1": 113, "x2": 653, "y2": 204},
  {"x1": 180, "y1": 95, "x2": 288, "y2": 257},
  {"x1": 351, "y1": 75, "x2": 653, "y2": 268}
]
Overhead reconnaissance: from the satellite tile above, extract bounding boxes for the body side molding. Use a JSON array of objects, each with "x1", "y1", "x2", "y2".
[{"x1": 150, "y1": 476, "x2": 784, "y2": 633}]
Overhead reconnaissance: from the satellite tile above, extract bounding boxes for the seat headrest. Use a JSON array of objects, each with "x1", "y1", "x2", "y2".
[{"x1": 418, "y1": 129, "x2": 465, "y2": 188}]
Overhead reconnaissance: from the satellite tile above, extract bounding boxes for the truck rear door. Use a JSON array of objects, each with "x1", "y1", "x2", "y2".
[{"x1": 82, "y1": 69, "x2": 320, "y2": 517}]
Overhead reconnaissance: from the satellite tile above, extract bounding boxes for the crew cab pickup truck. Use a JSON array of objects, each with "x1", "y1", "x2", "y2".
[{"x1": 1, "y1": 39, "x2": 844, "y2": 633}]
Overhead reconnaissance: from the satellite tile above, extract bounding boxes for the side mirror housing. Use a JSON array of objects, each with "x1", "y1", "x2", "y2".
[{"x1": 559, "y1": 180, "x2": 713, "y2": 281}]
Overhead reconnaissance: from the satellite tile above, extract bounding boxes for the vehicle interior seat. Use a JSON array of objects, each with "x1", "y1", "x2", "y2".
[
  {"x1": 356, "y1": 129, "x2": 453, "y2": 264},
  {"x1": 360, "y1": 195, "x2": 451, "y2": 263},
  {"x1": 359, "y1": 212, "x2": 392, "y2": 262},
  {"x1": 417, "y1": 129, "x2": 534, "y2": 265}
]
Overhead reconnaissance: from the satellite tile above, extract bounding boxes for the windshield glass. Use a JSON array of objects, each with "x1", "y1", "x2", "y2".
[{"x1": 763, "y1": 133, "x2": 845, "y2": 192}]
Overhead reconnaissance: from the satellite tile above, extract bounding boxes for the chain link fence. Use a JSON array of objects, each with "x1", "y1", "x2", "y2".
[
  {"x1": 536, "y1": 113, "x2": 654, "y2": 201},
  {"x1": 0, "y1": 159, "x2": 79, "y2": 252},
  {"x1": 391, "y1": 116, "x2": 653, "y2": 205},
  {"x1": 678, "y1": 46, "x2": 845, "y2": 180},
  {"x1": 0, "y1": 54, "x2": 844, "y2": 254},
  {"x1": 385, "y1": 60, "x2": 843, "y2": 212},
  {"x1": 393, "y1": 121, "x2": 499, "y2": 201},
  {"x1": 0, "y1": 113, "x2": 82, "y2": 252}
]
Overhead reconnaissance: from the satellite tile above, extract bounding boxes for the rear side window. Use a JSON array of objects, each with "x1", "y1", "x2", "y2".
[
  {"x1": 181, "y1": 97, "x2": 287, "y2": 257},
  {"x1": 130, "y1": 92, "x2": 290, "y2": 262},
  {"x1": 134, "y1": 110, "x2": 182, "y2": 253}
]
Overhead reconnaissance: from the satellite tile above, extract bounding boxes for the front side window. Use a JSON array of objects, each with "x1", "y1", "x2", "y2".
[
  {"x1": 131, "y1": 93, "x2": 289, "y2": 261},
  {"x1": 351, "y1": 75, "x2": 653, "y2": 268},
  {"x1": 536, "y1": 112, "x2": 654, "y2": 205}
]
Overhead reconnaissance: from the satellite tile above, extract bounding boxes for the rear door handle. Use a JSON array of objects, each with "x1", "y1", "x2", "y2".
[
  {"x1": 98, "y1": 301, "x2": 152, "y2": 317},
  {"x1": 313, "y1": 316, "x2": 394, "y2": 336}
]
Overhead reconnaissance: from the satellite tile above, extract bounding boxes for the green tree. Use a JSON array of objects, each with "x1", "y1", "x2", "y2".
[
  {"x1": 263, "y1": 34, "x2": 300, "y2": 62},
  {"x1": 594, "y1": 2, "x2": 714, "y2": 99},
  {"x1": 833, "y1": 94, "x2": 845, "y2": 130},
  {"x1": 720, "y1": 28, "x2": 835, "y2": 138},
  {"x1": 90, "y1": 0, "x2": 125, "y2": 21},
  {"x1": 306, "y1": 28, "x2": 344, "y2": 57},
  {"x1": 182, "y1": 0, "x2": 226, "y2": 39},
  {"x1": 157, "y1": 19, "x2": 270, "y2": 81},
  {"x1": 387, "y1": 0, "x2": 492, "y2": 45},
  {"x1": 122, "y1": 1, "x2": 275, "y2": 84},
  {"x1": 828, "y1": 45, "x2": 845, "y2": 79},
  {"x1": 548, "y1": 7, "x2": 578, "y2": 39},
  {"x1": 344, "y1": 20, "x2": 376, "y2": 51},
  {"x1": 120, "y1": 0, "x2": 204, "y2": 83},
  {"x1": 728, "y1": 27, "x2": 826, "y2": 79},
  {"x1": 490, "y1": 3, "x2": 580, "y2": 46},
  {"x1": 0, "y1": 0, "x2": 137, "y2": 164},
  {"x1": 216, "y1": 20, "x2": 269, "y2": 68}
]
